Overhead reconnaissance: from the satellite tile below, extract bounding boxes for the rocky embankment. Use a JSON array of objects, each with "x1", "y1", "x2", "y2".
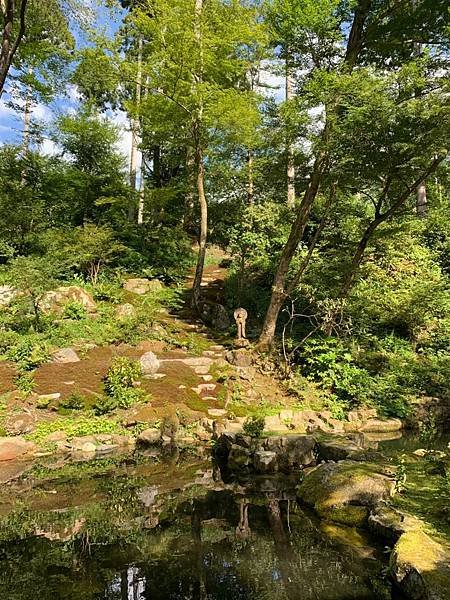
[{"x1": 214, "y1": 430, "x2": 450, "y2": 600}]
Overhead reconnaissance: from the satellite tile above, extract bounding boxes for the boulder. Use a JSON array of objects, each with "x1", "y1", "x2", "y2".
[
  {"x1": 39, "y1": 286, "x2": 96, "y2": 315},
  {"x1": 316, "y1": 436, "x2": 382, "y2": 462},
  {"x1": 138, "y1": 428, "x2": 161, "y2": 446},
  {"x1": 0, "y1": 285, "x2": 18, "y2": 307},
  {"x1": 254, "y1": 450, "x2": 278, "y2": 473},
  {"x1": 361, "y1": 418, "x2": 402, "y2": 433},
  {"x1": 51, "y1": 348, "x2": 80, "y2": 364},
  {"x1": 225, "y1": 349, "x2": 252, "y2": 368},
  {"x1": 70, "y1": 436, "x2": 97, "y2": 452},
  {"x1": 0, "y1": 437, "x2": 36, "y2": 462},
  {"x1": 139, "y1": 351, "x2": 160, "y2": 375},
  {"x1": 368, "y1": 505, "x2": 419, "y2": 544},
  {"x1": 124, "y1": 278, "x2": 162, "y2": 295},
  {"x1": 228, "y1": 444, "x2": 251, "y2": 469},
  {"x1": 4, "y1": 413, "x2": 35, "y2": 436},
  {"x1": 297, "y1": 460, "x2": 395, "y2": 527},
  {"x1": 390, "y1": 529, "x2": 450, "y2": 600},
  {"x1": 272, "y1": 435, "x2": 317, "y2": 471},
  {"x1": 210, "y1": 304, "x2": 230, "y2": 331},
  {"x1": 115, "y1": 303, "x2": 136, "y2": 319}
]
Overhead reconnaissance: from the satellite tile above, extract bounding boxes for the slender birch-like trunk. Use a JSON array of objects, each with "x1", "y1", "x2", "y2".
[
  {"x1": 128, "y1": 36, "x2": 143, "y2": 222},
  {"x1": 191, "y1": 0, "x2": 207, "y2": 310},
  {"x1": 286, "y1": 52, "x2": 295, "y2": 208}
]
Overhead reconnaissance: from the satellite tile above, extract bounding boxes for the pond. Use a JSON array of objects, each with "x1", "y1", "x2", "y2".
[{"x1": 0, "y1": 449, "x2": 389, "y2": 600}]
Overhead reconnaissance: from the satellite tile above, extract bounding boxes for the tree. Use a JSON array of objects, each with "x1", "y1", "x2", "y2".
[
  {"x1": 257, "y1": 0, "x2": 450, "y2": 349},
  {"x1": 130, "y1": 0, "x2": 263, "y2": 309},
  {"x1": 0, "y1": 0, "x2": 28, "y2": 98},
  {"x1": 56, "y1": 109, "x2": 130, "y2": 225}
]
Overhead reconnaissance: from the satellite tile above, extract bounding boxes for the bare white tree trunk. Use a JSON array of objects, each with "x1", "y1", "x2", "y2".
[
  {"x1": 286, "y1": 53, "x2": 295, "y2": 208},
  {"x1": 22, "y1": 70, "x2": 32, "y2": 155},
  {"x1": 191, "y1": 0, "x2": 207, "y2": 310},
  {"x1": 416, "y1": 182, "x2": 427, "y2": 217},
  {"x1": 128, "y1": 36, "x2": 143, "y2": 222}
]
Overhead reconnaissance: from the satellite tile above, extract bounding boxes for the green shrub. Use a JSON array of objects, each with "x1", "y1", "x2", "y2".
[
  {"x1": 243, "y1": 415, "x2": 265, "y2": 438},
  {"x1": 14, "y1": 371, "x2": 35, "y2": 395},
  {"x1": 7, "y1": 338, "x2": 49, "y2": 370},
  {"x1": 59, "y1": 392, "x2": 86, "y2": 411},
  {"x1": 93, "y1": 396, "x2": 117, "y2": 415},
  {"x1": 62, "y1": 301, "x2": 87, "y2": 320},
  {"x1": 103, "y1": 357, "x2": 141, "y2": 397}
]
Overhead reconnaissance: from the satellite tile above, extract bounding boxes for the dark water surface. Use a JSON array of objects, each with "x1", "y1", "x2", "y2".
[{"x1": 0, "y1": 450, "x2": 388, "y2": 600}]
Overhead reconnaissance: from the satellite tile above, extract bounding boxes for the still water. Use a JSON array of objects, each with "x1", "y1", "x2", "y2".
[{"x1": 0, "y1": 450, "x2": 388, "y2": 600}]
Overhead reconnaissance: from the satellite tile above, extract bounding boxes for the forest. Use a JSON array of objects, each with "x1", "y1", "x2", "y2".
[
  {"x1": 0, "y1": 2, "x2": 449, "y2": 599},
  {"x1": 1, "y1": 0, "x2": 449, "y2": 419}
]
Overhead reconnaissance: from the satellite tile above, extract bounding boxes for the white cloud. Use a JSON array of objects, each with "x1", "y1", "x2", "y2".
[{"x1": 40, "y1": 138, "x2": 58, "y2": 156}]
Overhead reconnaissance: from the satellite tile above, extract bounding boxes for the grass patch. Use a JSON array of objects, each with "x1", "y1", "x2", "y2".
[{"x1": 26, "y1": 415, "x2": 128, "y2": 444}]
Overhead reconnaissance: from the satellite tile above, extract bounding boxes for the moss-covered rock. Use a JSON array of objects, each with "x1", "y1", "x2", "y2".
[
  {"x1": 315, "y1": 434, "x2": 382, "y2": 462},
  {"x1": 390, "y1": 529, "x2": 450, "y2": 600},
  {"x1": 297, "y1": 460, "x2": 395, "y2": 527}
]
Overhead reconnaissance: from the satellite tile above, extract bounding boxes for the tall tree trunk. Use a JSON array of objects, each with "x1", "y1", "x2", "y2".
[
  {"x1": 191, "y1": 127, "x2": 207, "y2": 310},
  {"x1": 137, "y1": 152, "x2": 146, "y2": 225},
  {"x1": 128, "y1": 35, "x2": 143, "y2": 222},
  {"x1": 184, "y1": 145, "x2": 195, "y2": 230},
  {"x1": 247, "y1": 148, "x2": 254, "y2": 205},
  {"x1": 191, "y1": 0, "x2": 207, "y2": 310},
  {"x1": 257, "y1": 155, "x2": 326, "y2": 349},
  {"x1": 285, "y1": 52, "x2": 295, "y2": 208},
  {"x1": 416, "y1": 182, "x2": 427, "y2": 217},
  {"x1": 22, "y1": 69, "x2": 32, "y2": 155},
  {"x1": 0, "y1": 0, "x2": 28, "y2": 99},
  {"x1": 257, "y1": 0, "x2": 372, "y2": 350}
]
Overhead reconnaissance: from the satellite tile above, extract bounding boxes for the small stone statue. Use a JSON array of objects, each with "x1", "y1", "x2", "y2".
[{"x1": 234, "y1": 307, "x2": 248, "y2": 340}]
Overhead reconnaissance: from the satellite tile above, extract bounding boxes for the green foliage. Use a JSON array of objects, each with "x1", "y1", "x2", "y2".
[
  {"x1": 7, "y1": 338, "x2": 49, "y2": 371},
  {"x1": 103, "y1": 357, "x2": 141, "y2": 396},
  {"x1": 243, "y1": 415, "x2": 265, "y2": 438},
  {"x1": 59, "y1": 393, "x2": 86, "y2": 411},
  {"x1": 37, "y1": 225, "x2": 127, "y2": 283},
  {"x1": 62, "y1": 301, "x2": 87, "y2": 320},
  {"x1": 101, "y1": 357, "x2": 147, "y2": 412},
  {"x1": 27, "y1": 416, "x2": 126, "y2": 444},
  {"x1": 14, "y1": 371, "x2": 35, "y2": 396}
]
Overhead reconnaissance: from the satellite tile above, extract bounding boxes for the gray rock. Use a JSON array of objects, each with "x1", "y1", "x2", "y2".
[
  {"x1": 297, "y1": 460, "x2": 395, "y2": 527},
  {"x1": 39, "y1": 286, "x2": 96, "y2": 315},
  {"x1": 115, "y1": 303, "x2": 136, "y2": 319},
  {"x1": 361, "y1": 418, "x2": 402, "y2": 433},
  {"x1": 254, "y1": 450, "x2": 278, "y2": 473},
  {"x1": 138, "y1": 428, "x2": 161, "y2": 446},
  {"x1": 4, "y1": 413, "x2": 35, "y2": 435},
  {"x1": 139, "y1": 351, "x2": 160, "y2": 375},
  {"x1": 124, "y1": 278, "x2": 162, "y2": 295},
  {"x1": 211, "y1": 304, "x2": 230, "y2": 330},
  {"x1": 0, "y1": 285, "x2": 18, "y2": 307},
  {"x1": 228, "y1": 444, "x2": 251, "y2": 469},
  {"x1": 225, "y1": 349, "x2": 252, "y2": 367},
  {"x1": 368, "y1": 505, "x2": 418, "y2": 544},
  {"x1": 277, "y1": 435, "x2": 317, "y2": 470},
  {"x1": 51, "y1": 348, "x2": 80, "y2": 364},
  {"x1": 390, "y1": 529, "x2": 450, "y2": 600},
  {"x1": 316, "y1": 436, "x2": 382, "y2": 462}
]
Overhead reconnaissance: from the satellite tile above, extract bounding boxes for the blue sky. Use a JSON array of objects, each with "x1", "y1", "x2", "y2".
[
  {"x1": 0, "y1": 0, "x2": 126, "y2": 153},
  {"x1": 0, "y1": 0, "x2": 284, "y2": 161}
]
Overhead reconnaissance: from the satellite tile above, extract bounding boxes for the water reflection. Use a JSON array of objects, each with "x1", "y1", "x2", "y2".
[{"x1": 0, "y1": 453, "x2": 386, "y2": 600}]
